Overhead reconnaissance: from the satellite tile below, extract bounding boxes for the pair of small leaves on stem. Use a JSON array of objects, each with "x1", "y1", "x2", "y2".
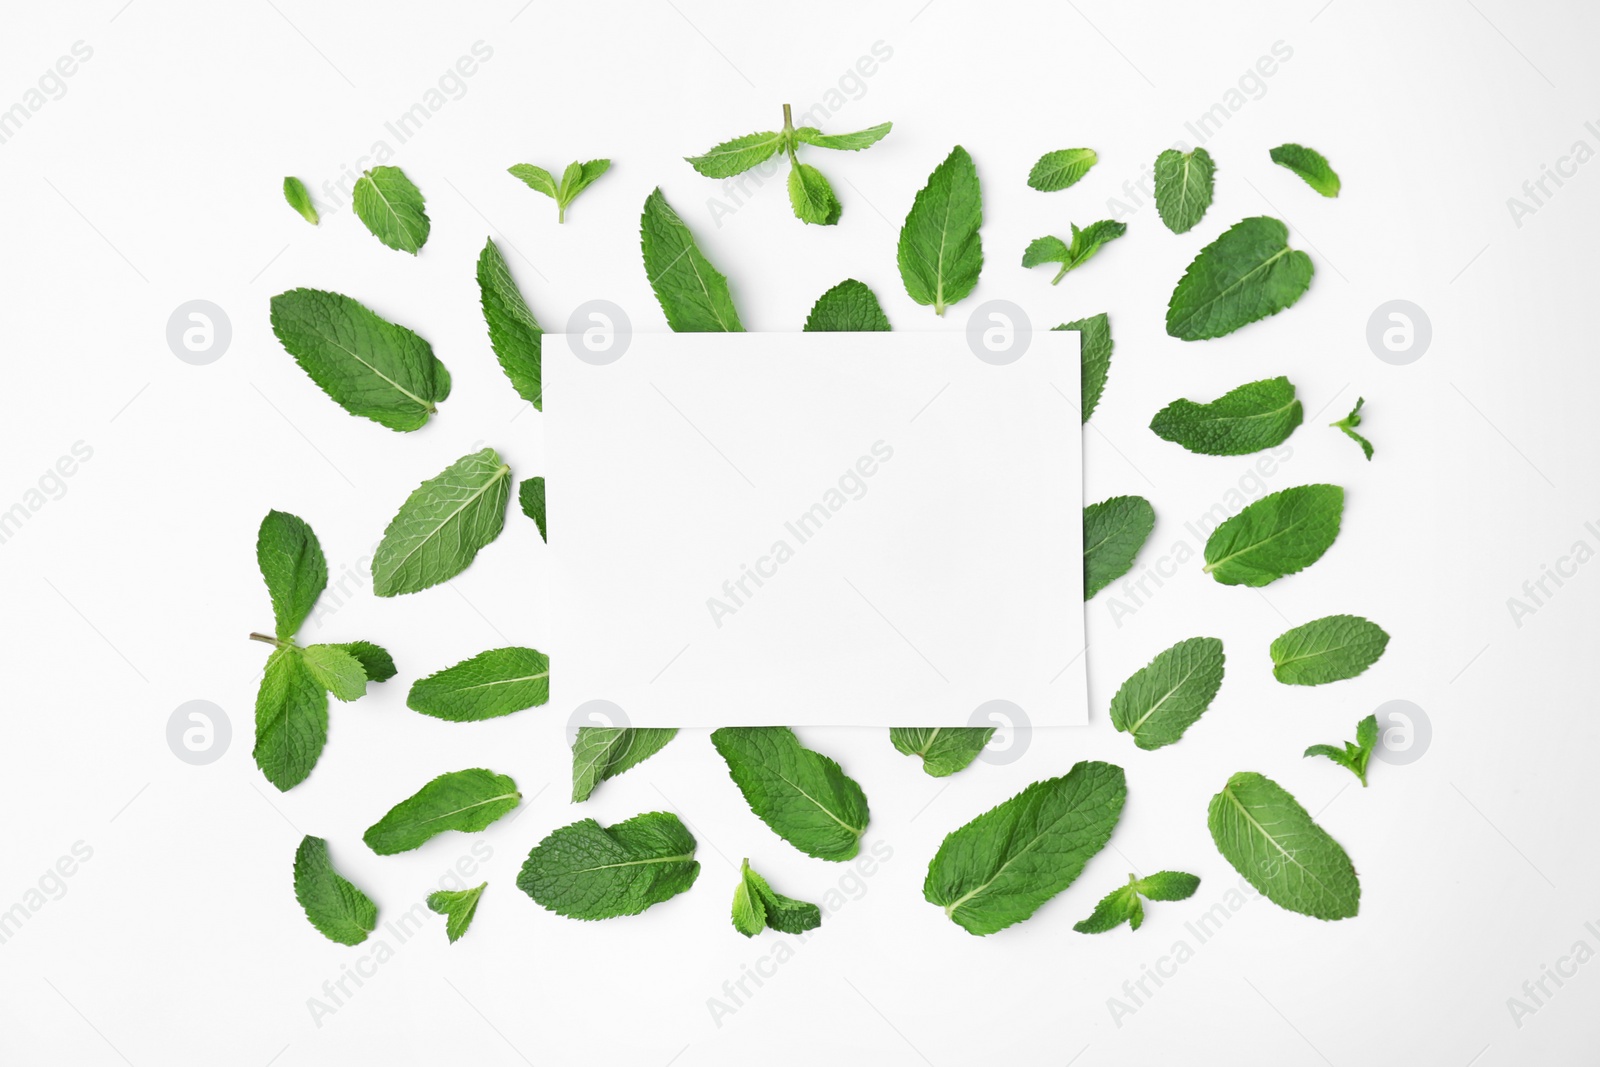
[
  {"x1": 508, "y1": 159, "x2": 609, "y2": 223},
  {"x1": 252, "y1": 511, "x2": 396, "y2": 792},
  {"x1": 1023, "y1": 220, "x2": 1126, "y2": 284},
  {"x1": 1074, "y1": 871, "x2": 1200, "y2": 934},
  {"x1": 1305, "y1": 714, "x2": 1380, "y2": 786},
  {"x1": 731, "y1": 858, "x2": 822, "y2": 937},
  {"x1": 686, "y1": 105, "x2": 891, "y2": 225}
]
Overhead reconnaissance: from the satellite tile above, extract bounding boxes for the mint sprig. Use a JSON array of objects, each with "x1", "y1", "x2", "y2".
[
  {"x1": 1305, "y1": 714, "x2": 1380, "y2": 787},
  {"x1": 508, "y1": 159, "x2": 609, "y2": 223}
]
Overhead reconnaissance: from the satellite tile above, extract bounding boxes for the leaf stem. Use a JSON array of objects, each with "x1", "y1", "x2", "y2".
[{"x1": 249, "y1": 632, "x2": 286, "y2": 647}]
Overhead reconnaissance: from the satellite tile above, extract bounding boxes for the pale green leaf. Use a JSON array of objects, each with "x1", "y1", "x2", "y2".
[
  {"x1": 640, "y1": 188, "x2": 744, "y2": 332},
  {"x1": 283, "y1": 176, "x2": 319, "y2": 225},
  {"x1": 253, "y1": 647, "x2": 328, "y2": 792},
  {"x1": 685, "y1": 131, "x2": 785, "y2": 178},
  {"x1": 794, "y1": 122, "x2": 892, "y2": 151},
  {"x1": 352, "y1": 165, "x2": 429, "y2": 254},
  {"x1": 889, "y1": 727, "x2": 995, "y2": 778},
  {"x1": 1027, "y1": 148, "x2": 1097, "y2": 191},
  {"x1": 300, "y1": 643, "x2": 367, "y2": 702},
  {"x1": 1270, "y1": 143, "x2": 1340, "y2": 197},
  {"x1": 371, "y1": 448, "x2": 512, "y2": 597},
  {"x1": 426, "y1": 882, "x2": 486, "y2": 943},
  {"x1": 1331, "y1": 397, "x2": 1374, "y2": 460},
  {"x1": 787, "y1": 162, "x2": 841, "y2": 225}
]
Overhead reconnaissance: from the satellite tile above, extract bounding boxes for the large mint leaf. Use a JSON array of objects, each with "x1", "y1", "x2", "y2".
[
  {"x1": 1109, "y1": 637, "x2": 1225, "y2": 750},
  {"x1": 517, "y1": 811, "x2": 699, "y2": 920},
  {"x1": 1208, "y1": 772, "x2": 1359, "y2": 919},
  {"x1": 924, "y1": 761, "x2": 1126, "y2": 936},
  {"x1": 363, "y1": 768, "x2": 521, "y2": 855},
  {"x1": 294, "y1": 836, "x2": 377, "y2": 945},
  {"x1": 1150, "y1": 376, "x2": 1303, "y2": 456},
  {"x1": 1055, "y1": 313, "x2": 1114, "y2": 423},
  {"x1": 256, "y1": 510, "x2": 326, "y2": 642},
  {"x1": 571, "y1": 727, "x2": 679, "y2": 802},
  {"x1": 253, "y1": 647, "x2": 328, "y2": 792},
  {"x1": 803, "y1": 279, "x2": 890, "y2": 331},
  {"x1": 352, "y1": 166, "x2": 428, "y2": 253},
  {"x1": 712, "y1": 727, "x2": 869, "y2": 861},
  {"x1": 640, "y1": 188, "x2": 744, "y2": 332},
  {"x1": 1027, "y1": 148, "x2": 1097, "y2": 192},
  {"x1": 889, "y1": 727, "x2": 995, "y2": 778},
  {"x1": 269, "y1": 289, "x2": 451, "y2": 432},
  {"x1": 1153, "y1": 147, "x2": 1215, "y2": 234},
  {"x1": 1270, "y1": 143, "x2": 1340, "y2": 197},
  {"x1": 897, "y1": 146, "x2": 983, "y2": 315},
  {"x1": 1203, "y1": 484, "x2": 1343, "y2": 586},
  {"x1": 407, "y1": 646, "x2": 549, "y2": 722},
  {"x1": 1166, "y1": 216, "x2": 1313, "y2": 340},
  {"x1": 1084, "y1": 495, "x2": 1155, "y2": 600},
  {"x1": 371, "y1": 448, "x2": 512, "y2": 597},
  {"x1": 1270, "y1": 614, "x2": 1389, "y2": 686},
  {"x1": 427, "y1": 882, "x2": 486, "y2": 943},
  {"x1": 477, "y1": 238, "x2": 543, "y2": 409}
]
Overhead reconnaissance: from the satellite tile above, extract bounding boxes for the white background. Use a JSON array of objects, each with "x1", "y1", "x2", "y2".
[{"x1": 1, "y1": 0, "x2": 1597, "y2": 1064}]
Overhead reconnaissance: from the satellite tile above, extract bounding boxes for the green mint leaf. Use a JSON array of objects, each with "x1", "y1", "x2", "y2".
[
  {"x1": 254, "y1": 647, "x2": 328, "y2": 791},
  {"x1": 1152, "y1": 147, "x2": 1215, "y2": 234},
  {"x1": 1208, "y1": 771, "x2": 1360, "y2": 919},
  {"x1": 1084, "y1": 495, "x2": 1155, "y2": 600},
  {"x1": 1271, "y1": 614, "x2": 1389, "y2": 686},
  {"x1": 508, "y1": 163, "x2": 560, "y2": 200},
  {"x1": 571, "y1": 727, "x2": 679, "y2": 803},
  {"x1": 640, "y1": 188, "x2": 744, "y2": 332},
  {"x1": 552, "y1": 158, "x2": 609, "y2": 222},
  {"x1": 1023, "y1": 220, "x2": 1126, "y2": 284},
  {"x1": 1331, "y1": 397, "x2": 1373, "y2": 460},
  {"x1": 1202, "y1": 484, "x2": 1344, "y2": 586},
  {"x1": 371, "y1": 448, "x2": 512, "y2": 596},
  {"x1": 685, "y1": 130, "x2": 786, "y2": 178},
  {"x1": 1027, "y1": 148, "x2": 1098, "y2": 192},
  {"x1": 426, "y1": 882, "x2": 486, "y2": 943},
  {"x1": 732, "y1": 859, "x2": 821, "y2": 937},
  {"x1": 352, "y1": 165, "x2": 429, "y2": 254},
  {"x1": 269, "y1": 288, "x2": 451, "y2": 432},
  {"x1": 1270, "y1": 143, "x2": 1340, "y2": 197},
  {"x1": 924, "y1": 761, "x2": 1126, "y2": 936},
  {"x1": 803, "y1": 279, "x2": 891, "y2": 331},
  {"x1": 328, "y1": 640, "x2": 397, "y2": 684},
  {"x1": 407, "y1": 646, "x2": 549, "y2": 722},
  {"x1": 519, "y1": 477, "x2": 547, "y2": 541},
  {"x1": 1054, "y1": 313, "x2": 1114, "y2": 422},
  {"x1": 363, "y1": 768, "x2": 521, "y2": 855},
  {"x1": 294, "y1": 836, "x2": 377, "y2": 946},
  {"x1": 1306, "y1": 715, "x2": 1379, "y2": 787},
  {"x1": 1073, "y1": 878, "x2": 1141, "y2": 934},
  {"x1": 890, "y1": 727, "x2": 995, "y2": 778},
  {"x1": 711, "y1": 727, "x2": 869, "y2": 861},
  {"x1": 1134, "y1": 870, "x2": 1201, "y2": 901},
  {"x1": 477, "y1": 238, "x2": 543, "y2": 410},
  {"x1": 1109, "y1": 636, "x2": 1226, "y2": 750},
  {"x1": 300, "y1": 643, "x2": 368, "y2": 702},
  {"x1": 517, "y1": 811, "x2": 699, "y2": 920},
  {"x1": 787, "y1": 162, "x2": 842, "y2": 225},
  {"x1": 283, "y1": 176, "x2": 319, "y2": 225},
  {"x1": 897, "y1": 145, "x2": 983, "y2": 316},
  {"x1": 256, "y1": 510, "x2": 327, "y2": 642},
  {"x1": 1166, "y1": 216, "x2": 1313, "y2": 341},
  {"x1": 1150, "y1": 376, "x2": 1303, "y2": 456},
  {"x1": 794, "y1": 121, "x2": 892, "y2": 151}
]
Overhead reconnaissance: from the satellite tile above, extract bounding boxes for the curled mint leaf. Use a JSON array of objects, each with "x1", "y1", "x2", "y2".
[
  {"x1": 1270, "y1": 143, "x2": 1340, "y2": 197},
  {"x1": 294, "y1": 836, "x2": 377, "y2": 946},
  {"x1": 427, "y1": 882, "x2": 486, "y2": 943},
  {"x1": 732, "y1": 858, "x2": 822, "y2": 937},
  {"x1": 283, "y1": 176, "x2": 318, "y2": 225},
  {"x1": 1304, "y1": 714, "x2": 1380, "y2": 787},
  {"x1": 1150, "y1": 376, "x2": 1303, "y2": 456},
  {"x1": 1331, "y1": 397, "x2": 1374, "y2": 460}
]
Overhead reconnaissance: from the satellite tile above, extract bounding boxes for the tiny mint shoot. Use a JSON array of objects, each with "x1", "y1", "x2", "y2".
[
  {"x1": 508, "y1": 159, "x2": 610, "y2": 223},
  {"x1": 1331, "y1": 397, "x2": 1374, "y2": 460},
  {"x1": 1304, "y1": 714, "x2": 1379, "y2": 786}
]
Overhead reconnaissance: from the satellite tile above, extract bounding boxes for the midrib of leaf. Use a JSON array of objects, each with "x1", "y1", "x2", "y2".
[
  {"x1": 1203, "y1": 504, "x2": 1323, "y2": 573},
  {"x1": 647, "y1": 239, "x2": 735, "y2": 332},
  {"x1": 1196, "y1": 397, "x2": 1298, "y2": 426},
  {"x1": 572, "y1": 731, "x2": 625, "y2": 789},
  {"x1": 1125, "y1": 658, "x2": 1210, "y2": 736},
  {"x1": 1274, "y1": 637, "x2": 1365, "y2": 668},
  {"x1": 1173, "y1": 245, "x2": 1293, "y2": 332},
  {"x1": 380, "y1": 464, "x2": 510, "y2": 580},
  {"x1": 573, "y1": 852, "x2": 695, "y2": 874},
  {"x1": 440, "y1": 669, "x2": 549, "y2": 693},
  {"x1": 361, "y1": 174, "x2": 423, "y2": 247},
  {"x1": 775, "y1": 768, "x2": 865, "y2": 837},
  {"x1": 1176, "y1": 155, "x2": 1203, "y2": 211},
  {"x1": 697, "y1": 133, "x2": 783, "y2": 165},
  {"x1": 1220, "y1": 784, "x2": 1339, "y2": 898},
  {"x1": 401, "y1": 792, "x2": 519, "y2": 830},
  {"x1": 913, "y1": 727, "x2": 943, "y2": 756},
  {"x1": 313, "y1": 327, "x2": 435, "y2": 413}
]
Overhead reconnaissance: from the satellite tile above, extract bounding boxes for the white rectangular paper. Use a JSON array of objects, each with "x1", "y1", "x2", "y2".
[{"x1": 546, "y1": 329, "x2": 1085, "y2": 728}]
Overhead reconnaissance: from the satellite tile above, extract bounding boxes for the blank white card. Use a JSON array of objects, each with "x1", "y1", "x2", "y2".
[{"x1": 546, "y1": 328, "x2": 1084, "y2": 728}]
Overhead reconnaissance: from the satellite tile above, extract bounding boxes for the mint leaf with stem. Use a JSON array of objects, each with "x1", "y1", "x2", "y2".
[
  {"x1": 1022, "y1": 220, "x2": 1126, "y2": 284},
  {"x1": 509, "y1": 159, "x2": 609, "y2": 222},
  {"x1": 427, "y1": 882, "x2": 486, "y2": 943},
  {"x1": 1304, "y1": 714, "x2": 1380, "y2": 786},
  {"x1": 1331, "y1": 397, "x2": 1374, "y2": 460},
  {"x1": 1074, "y1": 870, "x2": 1200, "y2": 934},
  {"x1": 283, "y1": 176, "x2": 319, "y2": 225},
  {"x1": 898, "y1": 146, "x2": 983, "y2": 315}
]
